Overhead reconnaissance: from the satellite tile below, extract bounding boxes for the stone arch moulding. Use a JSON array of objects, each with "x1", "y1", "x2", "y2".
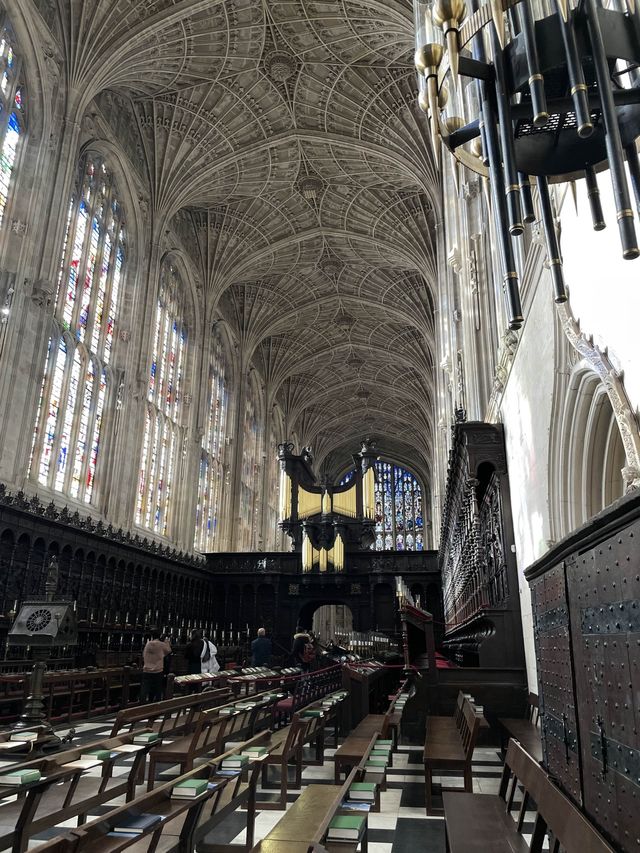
[{"x1": 555, "y1": 299, "x2": 640, "y2": 494}]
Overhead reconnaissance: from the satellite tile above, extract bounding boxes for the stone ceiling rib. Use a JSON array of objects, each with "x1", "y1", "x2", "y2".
[{"x1": 44, "y1": 0, "x2": 440, "y2": 482}]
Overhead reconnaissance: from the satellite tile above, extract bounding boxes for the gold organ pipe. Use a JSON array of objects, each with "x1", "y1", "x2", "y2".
[
  {"x1": 332, "y1": 483, "x2": 357, "y2": 518},
  {"x1": 279, "y1": 469, "x2": 292, "y2": 520},
  {"x1": 302, "y1": 533, "x2": 313, "y2": 572},
  {"x1": 362, "y1": 467, "x2": 375, "y2": 519},
  {"x1": 333, "y1": 533, "x2": 345, "y2": 572},
  {"x1": 320, "y1": 548, "x2": 329, "y2": 573},
  {"x1": 297, "y1": 486, "x2": 323, "y2": 518}
]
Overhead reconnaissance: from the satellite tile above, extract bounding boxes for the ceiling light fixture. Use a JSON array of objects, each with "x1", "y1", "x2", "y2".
[{"x1": 414, "y1": 0, "x2": 640, "y2": 330}]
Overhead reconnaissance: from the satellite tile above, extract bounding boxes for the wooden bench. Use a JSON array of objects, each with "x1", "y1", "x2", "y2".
[
  {"x1": 252, "y1": 767, "x2": 369, "y2": 853},
  {"x1": 109, "y1": 688, "x2": 231, "y2": 739},
  {"x1": 52, "y1": 735, "x2": 270, "y2": 853},
  {"x1": 424, "y1": 696, "x2": 479, "y2": 815},
  {"x1": 498, "y1": 692, "x2": 542, "y2": 763},
  {"x1": 443, "y1": 739, "x2": 616, "y2": 852},
  {"x1": 257, "y1": 715, "x2": 312, "y2": 810},
  {"x1": 333, "y1": 714, "x2": 389, "y2": 783},
  {"x1": 274, "y1": 666, "x2": 342, "y2": 726},
  {"x1": 146, "y1": 694, "x2": 277, "y2": 789},
  {"x1": 0, "y1": 732, "x2": 156, "y2": 852}
]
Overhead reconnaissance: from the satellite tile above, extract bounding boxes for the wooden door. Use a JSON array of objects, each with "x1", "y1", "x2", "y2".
[{"x1": 566, "y1": 522, "x2": 640, "y2": 853}]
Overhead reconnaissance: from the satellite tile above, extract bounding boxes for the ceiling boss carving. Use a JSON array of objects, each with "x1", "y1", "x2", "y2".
[{"x1": 45, "y1": 0, "x2": 438, "y2": 485}]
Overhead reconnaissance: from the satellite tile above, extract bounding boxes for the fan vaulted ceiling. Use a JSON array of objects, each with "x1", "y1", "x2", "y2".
[{"x1": 30, "y1": 0, "x2": 438, "y2": 486}]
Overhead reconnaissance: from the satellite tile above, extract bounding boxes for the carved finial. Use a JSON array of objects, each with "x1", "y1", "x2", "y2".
[{"x1": 45, "y1": 555, "x2": 59, "y2": 601}]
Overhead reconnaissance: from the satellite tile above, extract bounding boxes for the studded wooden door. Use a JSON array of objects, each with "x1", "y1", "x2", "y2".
[
  {"x1": 531, "y1": 562, "x2": 582, "y2": 801},
  {"x1": 566, "y1": 523, "x2": 640, "y2": 853}
]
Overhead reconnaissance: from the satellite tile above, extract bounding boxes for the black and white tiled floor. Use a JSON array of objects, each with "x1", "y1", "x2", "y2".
[{"x1": 14, "y1": 720, "x2": 511, "y2": 851}]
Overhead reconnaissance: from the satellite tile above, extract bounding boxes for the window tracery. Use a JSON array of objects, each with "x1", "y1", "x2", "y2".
[
  {"x1": 237, "y1": 374, "x2": 263, "y2": 550},
  {"x1": 372, "y1": 461, "x2": 424, "y2": 551},
  {"x1": 136, "y1": 261, "x2": 187, "y2": 537},
  {"x1": 30, "y1": 156, "x2": 125, "y2": 505},
  {"x1": 194, "y1": 328, "x2": 229, "y2": 552},
  {"x1": 0, "y1": 21, "x2": 25, "y2": 229},
  {"x1": 264, "y1": 411, "x2": 282, "y2": 550}
]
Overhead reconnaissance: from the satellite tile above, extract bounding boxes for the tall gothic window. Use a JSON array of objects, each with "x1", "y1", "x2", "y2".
[
  {"x1": 136, "y1": 262, "x2": 187, "y2": 537},
  {"x1": 264, "y1": 412, "x2": 282, "y2": 550},
  {"x1": 373, "y1": 461, "x2": 424, "y2": 551},
  {"x1": 194, "y1": 328, "x2": 229, "y2": 552},
  {"x1": 30, "y1": 156, "x2": 125, "y2": 504},
  {"x1": 238, "y1": 374, "x2": 262, "y2": 550},
  {"x1": 0, "y1": 21, "x2": 25, "y2": 228}
]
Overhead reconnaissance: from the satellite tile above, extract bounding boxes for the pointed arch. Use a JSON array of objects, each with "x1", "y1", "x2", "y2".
[{"x1": 550, "y1": 362, "x2": 626, "y2": 539}]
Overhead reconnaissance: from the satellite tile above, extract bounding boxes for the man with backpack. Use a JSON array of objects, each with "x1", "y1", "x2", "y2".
[{"x1": 291, "y1": 626, "x2": 315, "y2": 673}]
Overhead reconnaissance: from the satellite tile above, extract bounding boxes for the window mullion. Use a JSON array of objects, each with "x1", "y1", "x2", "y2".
[{"x1": 49, "y1": 341, "x2": 75, "y2": 491}]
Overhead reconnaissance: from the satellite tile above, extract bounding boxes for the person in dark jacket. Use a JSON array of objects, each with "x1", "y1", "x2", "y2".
[
  {"x1": 291, "y1": 626, "x2": 312, "y2": 672},
  {"x1": 250, "y1": 628, "x2": 272, "y2": 666},
  {"x1": 185, "y1": 630, "x2": 204, "y2": 674}
]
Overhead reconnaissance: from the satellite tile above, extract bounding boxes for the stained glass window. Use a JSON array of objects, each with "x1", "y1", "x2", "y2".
[
  {"x1": 0, "y1": 22, "x2": 25, "y2": 228},
  {"x1": 194, "y1": 328, "x2": 229, "y2": 552},
  {"x1": 372, "y1": 461, "x2": 424, "y2": 551},
  {"x1": 264, "y1": 412, "x2": 282, "y2": 550},
  {"x1": 238, "y1": 373, "x2": 263, "y2": 550},
  {"x1": 29, "y1": 156, "x2": 126, "y2": 505},
  {"x1": 136, "y1": 261, "x2": 187, "y2": 537}
]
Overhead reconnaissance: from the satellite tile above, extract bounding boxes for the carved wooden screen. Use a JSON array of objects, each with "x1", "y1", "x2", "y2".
[
  {"x1": 566, "y1": 523, "x2": 640, "y2": 853},
  {"x1": 530, "y1": 563, "x2": 582, "y2": 802}
]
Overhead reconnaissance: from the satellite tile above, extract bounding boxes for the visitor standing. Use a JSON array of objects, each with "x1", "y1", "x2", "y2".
[
  {"x1": 201, "y1": 633, "x2": 220, "y2": 675},
  {"x1": 185, "y1": 630, "x2": 204, "y2": 674},
  {"x1": 141, "y1": 629, "x2": 172, "y2": 703},
  {"x1": 291, "y1": 625, "x2": 314, "y2": 673},
  {"x1": 251, "y1": 628, "x2": 272, "y2": 666}
]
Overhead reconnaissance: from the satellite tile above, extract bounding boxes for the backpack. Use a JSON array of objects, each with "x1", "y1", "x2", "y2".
[
  {"x1": 302, "y1": 642, "x2": 316, "y2": 663},
  {"x1": 201, "y1": 641, "x2": 211, "y2": 663}
]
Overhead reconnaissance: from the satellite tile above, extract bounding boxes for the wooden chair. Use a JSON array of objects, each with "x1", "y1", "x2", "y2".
[
  {"x1": 498, "y1": 692, "x2": 542, "y2": 763},
  {"x1": 147, "y1": 711, "x2": 229, "y2": 789},
  {"x1": 423, "y1": 697, "x2": 480, "y2": 815},
  {"x1": 443, "y1": 739, "x2": 616, "y2": 852},
  {"x1": 109, "y1": 688, "x2": 231, "y2": 738},
  {"x1": 257, "y1": 716, "x2": 311, "y2": 810},
  {"x1": 253, "y1": 768, "x2": 369, "y2": 853},
  {"x1": 0, "y1": 733, "x2": 154, "y2": 852}
]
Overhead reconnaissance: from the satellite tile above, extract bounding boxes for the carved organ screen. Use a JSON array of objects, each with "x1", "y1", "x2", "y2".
[{"x1": 30, "y1": 156, "x2": 125, "y2": 506}]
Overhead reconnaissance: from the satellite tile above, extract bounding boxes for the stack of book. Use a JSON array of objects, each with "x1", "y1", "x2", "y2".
[
  {"x1": 220, "y1": 755, "x2": 249, "y2": 770},
  {"x1": 172, "y1": 779, "x2": 208, "y2": 798},
  {"x1": 326, "y1": 815, "x2": 366, "y2": 841},
  {"x1": 240, "y1": 746, "x2": 268, "y2": 759},
  {"x1": 347, "y1": 781, "x2": 377, "y2": 802},
  {"x1": 82, "y1": 749, "x2": 115, "y2": 761},
  {"x1": 133, "y1": 732, "x2": 159, "y2": 745},
  {"x1": 0, "y1": 732, "x2": 39, "y2": 750},
  {"x1": 0, "y1": 768, "x2": 41, "y2": 786},
  {"x1": 364, "y1": 757, "x2": 387, "y2": 782}
]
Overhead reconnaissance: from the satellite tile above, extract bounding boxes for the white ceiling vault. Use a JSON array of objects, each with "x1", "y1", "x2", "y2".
[{"x1": 29, "y1": 0, "x2": 439, "y2": 488}]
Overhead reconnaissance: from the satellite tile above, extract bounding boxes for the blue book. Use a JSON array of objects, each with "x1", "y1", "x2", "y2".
[{"x1": 112, "y1": 813, "x2": 163, "y2": 834}]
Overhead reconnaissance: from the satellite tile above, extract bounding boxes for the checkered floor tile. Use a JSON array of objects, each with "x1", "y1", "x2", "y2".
[{"x1": 20, "y1": 718, "x2": 508, "y2": 851}]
